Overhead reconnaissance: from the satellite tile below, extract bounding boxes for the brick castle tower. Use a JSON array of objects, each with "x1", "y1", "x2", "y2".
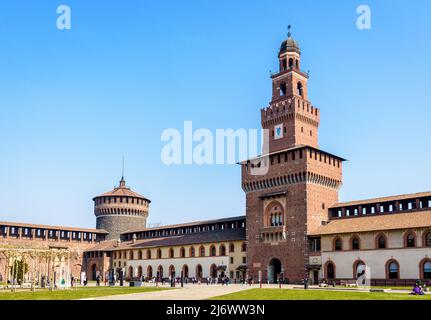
[
  {"x1": 93, "y1": 177, "x2": 150, "y2": 240},
  {"x1": 241, "y1": 30, "x2": 344, "y2": 283}
]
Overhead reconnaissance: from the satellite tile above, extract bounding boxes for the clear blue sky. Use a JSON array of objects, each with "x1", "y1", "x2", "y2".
[{"x1": 0, "y1": 0, "x2": 430, "y2": 228}]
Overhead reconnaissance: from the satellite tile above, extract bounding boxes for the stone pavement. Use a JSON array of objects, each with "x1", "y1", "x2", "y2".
[{"x1": 83, "y1": 283, "x2": 256, "y2": 300}]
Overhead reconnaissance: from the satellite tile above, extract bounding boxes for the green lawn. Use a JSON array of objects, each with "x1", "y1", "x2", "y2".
[
  {"x1": 0, "y1": 286, "x2": 169, "y2": 300},
  {"x1": 210, "y1": 288, "x2": 431, "y2": 300}
]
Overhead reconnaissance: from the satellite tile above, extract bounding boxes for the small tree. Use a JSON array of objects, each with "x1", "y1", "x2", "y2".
[{"x1": 12, "y1": 259, "x2": 28, "y2": 285}]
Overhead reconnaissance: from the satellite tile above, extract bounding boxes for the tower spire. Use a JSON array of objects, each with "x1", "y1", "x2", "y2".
[
  {"x1": 120, "y1": 157, "x2": 126, "y2": 187},
  {"x1": 122, "y1": 156, "x2": 125, "y2": 180}
]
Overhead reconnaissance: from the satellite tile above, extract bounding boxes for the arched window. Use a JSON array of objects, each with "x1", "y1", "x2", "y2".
[
  {"x1": 351, "y1": 237, "x2": 360, "y2": 250},
  {"x1": 280, "y1": 82, "x2": 287, "y2": 96},
  {"x1": 422, "y1": 260, "x2": 431, "y2": 279},
  {"x1": 199, "y1": 246, "x2": 205, "y2": 257},
  {"x1": 189, "y1": 246, "x2": 195, "y2": 257},
  {"x1": 265, "y1": 202, "x2": 284, "y2": 227},
  {"x1": 387, "y1": 260, "x2": 399, "y2": 279},
  {"x1": 210, "y1": 245, "x2": 216, "y2": 257},
  {"x1": 129, "y1": 250, "x2": 134, "y2": 260},
  {"x1": 169, "y1": 248, "x2": 174, "y2": 258},
  {"x1": 282, "y1": 59, "x2": 287, "y2": 71},
  {"x1": 146, "y1": 249, "x2": 152, "y2": 259},
  {"x1": 157, "y1": 249, "x2": 162, "y2": 259},
  {"x1": 297, "y1": 82, "x2": 303, "y2": 97},
  {"x1": 326, "y1": 262, "x2": 335, "y2": 279},
  {"x1": 334, "y1": 237, "x2": 342, "y2": 251},
  {"x1": 219, "y1": 245, "x2": 226, "y2": 256},
  {"x1": 229, "y1": 243, "x2": 235, "y2": 253},
  {"x1": 288, "y1": 58, "x2": 294, "y2": 68},
  {"x1": 377, "y1": 234, "x2": 386, "y2": 249},
  {"x1": 405, "y1": 232, "x2": 416, "y2": 248},
  {"x1": 424, "y1": 232, "x2": 431, "y2": 247},
  {"x1": 138, "y1": 250, "x2": 143, "y2": 260},
  {"x1": 241, "y1": 242, "x2": 247, "y2": 252},
  {"x1": 180, "y1": 247, "x2": 186, "y2": 258}
]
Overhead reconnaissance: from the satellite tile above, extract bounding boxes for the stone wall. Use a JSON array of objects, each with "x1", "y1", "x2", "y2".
[{"x1": 96, "y1": 215, "x2": 147, "y2": 240}]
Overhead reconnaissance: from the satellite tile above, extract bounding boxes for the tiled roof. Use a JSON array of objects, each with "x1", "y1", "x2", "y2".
[
  {"x1": 0, "y1": 221, "x2": 108, "y2": 233},
  {"x1": 122, "y1": 216, "x2": 246, "y2": 234},
  {"x1": 309, "y1": 210, "x2": 431, "y2": 236},
  {"x1": 93, "y1": 178, "x2": 150, "y2": 202},
  {"x1": 94, "y1": 187, "x2": 149, "y2": 200},
  {"x1": 330, "y1": 191, "x2": 431, "y2": 208},
  {"x1": 86, "y1": 228, "x2": 246, "y2": 251}
]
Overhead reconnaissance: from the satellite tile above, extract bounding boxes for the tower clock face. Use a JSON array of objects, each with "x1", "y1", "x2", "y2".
[{"x1": 274, "y1": 124, "x2": 283, "y2": 140}]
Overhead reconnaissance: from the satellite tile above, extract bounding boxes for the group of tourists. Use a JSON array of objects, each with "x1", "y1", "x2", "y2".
[{"x1": 206, "y1": 275, "x2": 231, "y2": 285}]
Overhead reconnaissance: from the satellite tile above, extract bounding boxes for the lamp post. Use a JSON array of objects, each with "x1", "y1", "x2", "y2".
[{"x1": 258, "y1": 270, "x2": 262, "y2": 288}]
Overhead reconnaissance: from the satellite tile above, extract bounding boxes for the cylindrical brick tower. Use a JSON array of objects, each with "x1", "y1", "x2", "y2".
[{"x1": 93, "y1": 177, "x2": 150, "y2": 240}]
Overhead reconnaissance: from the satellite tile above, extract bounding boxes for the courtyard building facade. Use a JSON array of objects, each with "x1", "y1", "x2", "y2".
[{"x1": 0, "y1": 31, "x2": 430, "y2": 288}]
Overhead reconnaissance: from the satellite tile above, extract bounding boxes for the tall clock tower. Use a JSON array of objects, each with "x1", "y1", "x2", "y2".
[
  {"x1": 264, "y1": 30, "x2": 319, "y2": 153},
  {"x1": 241, "y1": 31, "x2": 344, "y2": 283}
]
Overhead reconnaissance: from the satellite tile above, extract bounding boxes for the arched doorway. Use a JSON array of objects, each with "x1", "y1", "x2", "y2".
[
  {"x1": 157, "y1": 265, "x2": 164, "y2": 279},
  {"x1": 210, "y1": 264, "x2": 217, "y2": 278},
  {"x1": 196, "y1": 264, "x2": 203, "y2": 279},
  {"x1": 147, "y1": 265, "x2": 153, "y2": 278},
  {"x1": 137, "y1": 266, "x2": 143, "y2": 278},
  {"x1": 128, "y1": 266, "x2": 133, "y2": 279},
  {"x1": 169, "y1": 265, "x2": 175, "y2": 278},
  {"x1": 182, "y1": 265, "x2": 189, "y2": 278},
  {"x1": 353, "y1": 260, "x2": 366, "y2": 279},
  {"x1": 91, "y1": 264, "x2": 97, "y2": 280},
  {"x1": 268, "y1": 258, "x2": 281, "y2": 283},
  {"x1": 325, "y1": 262, "x2": 336, "y2": 279}
]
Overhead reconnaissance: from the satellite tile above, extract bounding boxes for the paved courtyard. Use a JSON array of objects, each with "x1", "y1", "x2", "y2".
[{"x1": 83, "y1": 284, "x2": 260, "y2": 300}]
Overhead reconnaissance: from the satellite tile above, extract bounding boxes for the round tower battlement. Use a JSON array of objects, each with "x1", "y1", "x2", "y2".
[{"x1": 93, "y1": 177, "x2": 150, "y2": 240}]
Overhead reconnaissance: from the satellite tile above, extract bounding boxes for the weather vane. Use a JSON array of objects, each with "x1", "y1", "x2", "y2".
[{"x1": 287, "y1": 24, "x2": 292, "y2": 38}]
